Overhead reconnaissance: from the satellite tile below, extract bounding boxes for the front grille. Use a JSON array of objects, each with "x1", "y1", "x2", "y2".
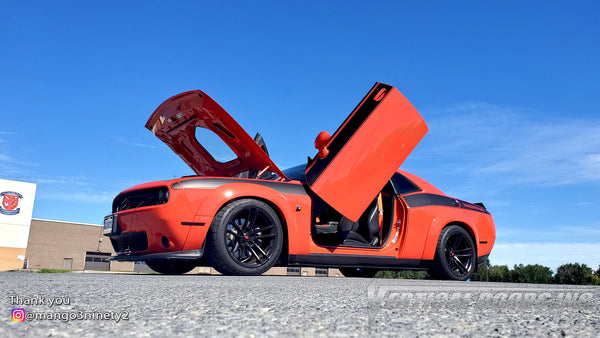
[
  {"x1": 112, "y1": 187, "x2": 169, "y2": 212},
  {"x1": 110, "y1": 231, "x2": 149, "y2": 253}
]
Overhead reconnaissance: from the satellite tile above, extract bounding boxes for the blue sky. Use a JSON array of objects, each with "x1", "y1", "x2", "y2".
[{"x1": 1, "y1": 1, "x2": 598, "y2": 270}]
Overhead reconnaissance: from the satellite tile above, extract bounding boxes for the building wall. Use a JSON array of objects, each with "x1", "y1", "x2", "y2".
[
  {"x1": 25, "y1": 219, "x2": 133, "y2": 271},
  {"x1": 0, "y1": 247, "x2": 26, "y2": 270}
]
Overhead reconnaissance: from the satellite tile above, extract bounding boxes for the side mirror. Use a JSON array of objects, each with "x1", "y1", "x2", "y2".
[{"x1": 314, "y1": 131, "x2": 331, "y2": 159}]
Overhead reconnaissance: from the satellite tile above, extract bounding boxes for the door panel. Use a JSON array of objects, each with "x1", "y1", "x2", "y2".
[{"x1": 306, "y1": 83, "x2": 427, "y2": 222}]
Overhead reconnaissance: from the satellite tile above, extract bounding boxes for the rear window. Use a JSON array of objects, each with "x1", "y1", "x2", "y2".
[{"x1": 390, "y1": 173, "x2": 421, "y2": 195}]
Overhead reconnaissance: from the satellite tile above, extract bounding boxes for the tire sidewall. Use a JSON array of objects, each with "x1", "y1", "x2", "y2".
[
  {"x1": 208, "y1": 199, "x2": 283, "y2": 275},
  {"x1": 433, "y1": 225, "x2": 476, "y2": 281}
]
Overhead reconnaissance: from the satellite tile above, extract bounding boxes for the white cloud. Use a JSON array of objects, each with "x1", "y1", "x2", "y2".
[
  {"x1": 0, "y1": 131, "x2": 18, "y2": 144},
  {"x1": 111, "y1": 136, "x2": 157, "y2": 149},
  {"x1": 0, "y1": 130, "x2": 35, "y2": 174},
  {"x1": 0, "y1": 152, "x2": 35, "y2": 178},
  {"x1": 476, "y1": 121, "x2": 600, "y2": 185},
  {"x1": 0, "y1": 153, "x2": 12, "y2": 162},
  {"x1": 419, "y1": 102, "x2": 600, "y2": 187},
  {"x1": 30, "y1": 175, "x2": 122, "y2": 205},
  {"x1": 37, "y1": 190, "x2": 115, "y2": 204},
  {"x1": 491, "y1": 242, "x2": 600, "y2": 271},
  {"x1": 497, "y1": 224, "x2": 600, "y2": 244},
  {"x1": 0, "y1": 149, "x2": 115, "y2": 206},
  {"x1": 30, "y1": 176, "x2": 89, "y2": 187}
]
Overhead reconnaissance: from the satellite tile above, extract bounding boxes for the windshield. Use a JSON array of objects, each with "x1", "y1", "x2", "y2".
[{"x1": 282, "y1": 164, "x2": 306, "y2": 182}]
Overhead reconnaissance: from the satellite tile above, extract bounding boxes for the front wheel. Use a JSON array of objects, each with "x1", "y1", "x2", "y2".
[
  {"x1": 430, "y1": 225, "x2": 476, "y2": 281},
  {"x1": 145, "y1": 259, "x2": 197, "y2": 275},
  {"x1": 207, "y1": 199, "x2": 283, "y2": 275}
]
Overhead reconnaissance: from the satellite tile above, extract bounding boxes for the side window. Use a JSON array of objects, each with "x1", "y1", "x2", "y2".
[{"x1": 390, "y1": 173, "x2": 421, "y2": 195}]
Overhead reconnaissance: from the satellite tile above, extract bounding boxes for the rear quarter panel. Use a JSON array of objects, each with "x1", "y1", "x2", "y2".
[{"x1": 400, "y1": 198, "x2": 495, "y2": 261}]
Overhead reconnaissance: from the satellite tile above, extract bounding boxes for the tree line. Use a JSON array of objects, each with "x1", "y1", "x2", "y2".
[
  {"x1": 375, "y1": 263, "x2": 600, "y2": 285},
  {"x1": 471, "y1": 263, "x2": 600, "y2": 285}
]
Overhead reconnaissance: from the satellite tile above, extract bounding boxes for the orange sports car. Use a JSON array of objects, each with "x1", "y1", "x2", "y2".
[{"x1": 103, "y1": 83, "x2": 495, "y2": 280}]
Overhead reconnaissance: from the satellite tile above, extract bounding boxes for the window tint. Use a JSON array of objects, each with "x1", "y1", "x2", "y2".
[
  {"x1": 282, "y1": 164, "x2": 306, "y2": 182},
  {"x1": 390, "y1": 172, "x2": 421, "y2": 195}
]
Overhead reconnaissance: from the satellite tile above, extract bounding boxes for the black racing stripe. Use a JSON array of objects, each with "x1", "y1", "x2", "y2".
[
  {"x1": 458, "y1": 200, "x2": 490, "y2": 214},
  {"x1": 177, "y1": 178, "x2": 308, "y2": 196},
  {"x1": 403, "y1": 193, "x2": 490, "y2": 214},
  {"x1": 404, "y1": 193, "x2": 458, "y2": 208},
  {"x1": 306, "y1": 83, "x2": 392, "y2": 186}
]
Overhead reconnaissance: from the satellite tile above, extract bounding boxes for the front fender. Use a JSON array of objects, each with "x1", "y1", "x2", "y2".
[{"x1": 188, "y1": 182, "x2": 312, "y2": 255}]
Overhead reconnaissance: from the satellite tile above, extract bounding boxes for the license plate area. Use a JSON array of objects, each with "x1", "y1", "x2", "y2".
[{"x1": 103, "y1": 215, "x2": 118, "y2": 235}]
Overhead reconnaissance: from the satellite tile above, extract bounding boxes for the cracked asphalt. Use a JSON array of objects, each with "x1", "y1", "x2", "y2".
[{"x1": 1, "y1": 271, "x2": 599, "y2": 337}]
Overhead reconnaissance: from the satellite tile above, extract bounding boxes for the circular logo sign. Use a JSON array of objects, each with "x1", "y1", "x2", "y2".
[{"x1": 1, "y1": 191, "x2": 23, "y2": 215}]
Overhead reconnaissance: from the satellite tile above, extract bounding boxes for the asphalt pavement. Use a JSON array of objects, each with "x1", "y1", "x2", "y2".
[{"x1": 1, "y1": 271, "x2": 599, "y2": 337}]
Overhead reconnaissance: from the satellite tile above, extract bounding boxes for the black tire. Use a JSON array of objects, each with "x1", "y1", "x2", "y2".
[
  {"x1": 339, "y1": 267, "x2": 378, "y2": 278},
  {"x1": 145, "y1": 259, "x2": 197, "y2": 275},
  {"x1": 206, "y1": 199, "x2": 283, "y2": 275},
  {"x1": 430, "y1": 225, "x2": 476, "y2": 281}
]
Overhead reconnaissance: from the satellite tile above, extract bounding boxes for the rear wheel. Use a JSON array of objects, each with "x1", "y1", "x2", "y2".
[
  {"x1": 145, "y1": 259, "x2": 196, "y2": 275},
  {"x1": 430, "y1": 225, "x2": 476, "y2": 280},
  {"x1": 207, "y1": 199, "x2": 283, "y2": 275},
  {"x1": 339, "y1": 267, "x2": 378, "y2": 278}
]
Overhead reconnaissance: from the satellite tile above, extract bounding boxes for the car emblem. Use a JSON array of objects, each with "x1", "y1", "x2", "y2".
[{"x1": 0, "y1": 191, "x2": 23, "y2": 215}]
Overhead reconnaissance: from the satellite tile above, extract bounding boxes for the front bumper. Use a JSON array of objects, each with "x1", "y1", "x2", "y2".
[
  {"x1": 103, "y1": 193, "x2": 212, "y2": 256},
  {"x1": 111, "y1": 248, "x2": 204, "y2": 262}
]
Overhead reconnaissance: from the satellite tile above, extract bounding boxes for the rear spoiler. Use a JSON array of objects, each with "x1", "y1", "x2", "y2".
[{"x1": 474, "y1": 202, "x2": 487, "y2": 210}]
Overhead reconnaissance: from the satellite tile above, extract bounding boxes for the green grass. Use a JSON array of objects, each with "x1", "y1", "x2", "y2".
[{"x1": 38, "y1": 268, "x2": 72, "y2": 273}]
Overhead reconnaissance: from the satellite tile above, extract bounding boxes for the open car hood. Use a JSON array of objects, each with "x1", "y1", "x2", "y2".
[{"x1": 146, "y1": 90, "x2": 287, "y2": 178}]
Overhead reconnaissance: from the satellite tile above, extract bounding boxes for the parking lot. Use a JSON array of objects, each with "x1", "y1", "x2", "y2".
[{"x1": 1, "y1": 271, "x2": 599, "y2": 336}]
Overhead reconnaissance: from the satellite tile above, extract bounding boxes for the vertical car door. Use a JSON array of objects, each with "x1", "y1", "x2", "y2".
[{"x1": 305, "y1": 83, "x2": 428, "y2": 222}]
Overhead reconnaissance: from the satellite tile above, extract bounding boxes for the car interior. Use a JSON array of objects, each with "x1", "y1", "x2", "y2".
[{"x1": 311, "y1": 181, "x2": 396, "y2": 248}]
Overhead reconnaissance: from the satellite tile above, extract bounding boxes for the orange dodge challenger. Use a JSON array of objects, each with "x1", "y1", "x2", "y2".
[{"x1": 104, "y1": 83, "x2": 495, "y2": 280}]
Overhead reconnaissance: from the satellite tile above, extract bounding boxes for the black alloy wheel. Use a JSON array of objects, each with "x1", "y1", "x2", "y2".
[
  {"x1": 207, "y1": 199, "x2": 283, "y2": 275},
  {"x1": 431, "y1": 225, "x2": 476, "y2": 281}
]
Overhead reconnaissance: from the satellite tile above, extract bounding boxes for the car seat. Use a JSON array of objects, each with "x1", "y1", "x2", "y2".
[{"x1": 337, "y1": 199, "x2": 380, "y2": 246}]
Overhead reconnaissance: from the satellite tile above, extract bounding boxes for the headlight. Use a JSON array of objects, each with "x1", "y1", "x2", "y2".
[{"x1": 112, "y1": 187, "x2": 170, "y2": 212}]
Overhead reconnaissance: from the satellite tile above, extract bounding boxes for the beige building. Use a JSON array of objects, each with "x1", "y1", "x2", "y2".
[{"x1": 0, "y1": 247, "x2": 27, "y2": 271}]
